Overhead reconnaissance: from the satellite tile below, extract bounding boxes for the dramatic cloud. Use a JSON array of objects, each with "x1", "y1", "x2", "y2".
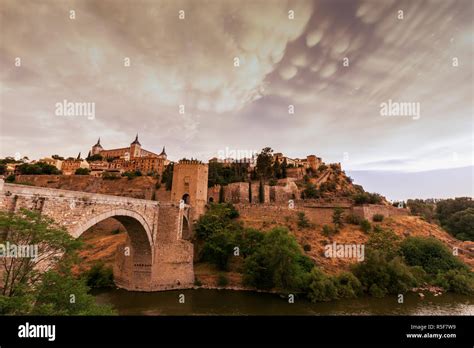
[{"x1": 0, "y1": 0, "x2": 472, "y2": 187}]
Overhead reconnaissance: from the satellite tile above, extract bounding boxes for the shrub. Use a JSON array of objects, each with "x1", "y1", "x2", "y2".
[
  {"x1": 359, "y1": 219, "x2": 371, "y2": 233},
  {"x1": 400, "y1": 236, "x2": 468, "y2": 275},
  {"x1": 322, "y1": 225, "x2": 336, "y2": 237},
  {"x1": 243, "y1": 227, "x2": 313, "y2": 291},
  {"x1": 353, "y1": 192, "x2": 383, "y2": 205},
  {"x1": 297, "y1": 212, "x2": 310, "y2": 229},
  {"x1": 200, "y1": 229, "x2": 236, "y2": 271},
  {"x1": 372, "y1": 214, "x2": 384, "y2": 222},
  {"x1": 75, "y1": 168, "x2": 90, "y2": 175},
  {"x1": 301, "y1": 183, "x2": 319, "y2": 199},
  {"x1": 83, "y1": 263, "x2": 114, "y2": 288},
  {"x1": 307, "y1": 268, "x2": 337, "y2": 302},
  {"x1": 194, "y1": 203, "x2": 240, "y2": 240},
  {"x1": 332, "y1": 208, "x2": 344, "y2": 229},
  {"x1": 333, "y1": 272, "x2": 362, "y2": 299},
  {"x1": 434, "y1": 269, "x2": 474, "y2": 295},
  {"x1": 352, "y1": 251, "x2": 420, "y2": 297},
  {"x1": 217, "y1": 274, "x2": 229, "y2": 287},
  {"x1": 345, "y1": 213, "x2": 362, "y2": 225},
  {"x1": 444, "y1": 208, "x2": 474, "y2": 241},
  {"x1": 5, "y1": 174, "x2": 15, "y2": 183}
]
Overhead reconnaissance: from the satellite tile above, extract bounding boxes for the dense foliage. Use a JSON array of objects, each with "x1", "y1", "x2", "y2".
[{"x1": 0, "y1": 209, "x2": 115, "y2": 315}]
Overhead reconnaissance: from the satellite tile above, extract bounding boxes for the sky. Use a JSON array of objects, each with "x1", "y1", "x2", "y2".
[{"x1": 0, "y1": 0, "x2": 472, "y2": 199}]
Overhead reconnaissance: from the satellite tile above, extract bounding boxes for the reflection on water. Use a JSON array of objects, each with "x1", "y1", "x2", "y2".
[{"x1": 93, "y1": 288, "x2": 474, "y2": 316}]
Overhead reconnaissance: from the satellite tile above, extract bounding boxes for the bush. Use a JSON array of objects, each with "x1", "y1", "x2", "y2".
[
  {"x1": 243, "y1": 227, "x2": 313, "y2": 291},
  {"x1": 345, "y1": 213, "x2": 362, "y2": 225},
  {"x1": 333, "y1": 272, "x2": 362, "y2": 299},
  {"x1": 217, "y1": 274, "x2": 229, "y2": 287},
  {"x1": 353, "y1": 192, "x2": 383, "y2": 205},
  {"x1": 307, "y1": 268, "x2": 337, "y2": 302},
  {"x1": 322, "y1": 225, "x2": 336, "y2": 237},
  {"x1": 359, "y1": 219, "x2": 371, "y2": 233},
  {"x1": 297, "y1": 212, "x2": 310, "y2": 229},
  {"x1": 75, "y1": 168, "x2": 90, "y2": 175},
  {"x1": 200, "y1": 229, "x2": 236, "y2": 270},
  {"x1": 83, "y1": 263, "x2": 114, "y2": 288},
  {"x1": 332, "y1": 208, "x2": 344, "y2": 229},
  {"x1": 301, "y1": 183, "x2": 319, "y2": 199},
  {"x1": 5, "y1": 174, "x2": 15, "y2": 183},
  {"x1": 400, "y1": 236, "x2": 468, "y2": 275},
  {"x1": 444, "y1": 208, "x2": 474, "y2": 241},
  {"x1": 372, "y1": 214, "x2": 384, "y2": 222},
  {"x1": 434, "y1": 269, "x2": 474, "y2": 295},
  {"x1": 352, "y1": 251, "x2": 420, "y2": 297}
]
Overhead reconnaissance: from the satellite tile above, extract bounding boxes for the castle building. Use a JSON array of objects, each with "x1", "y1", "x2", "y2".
[{"x1": 90, "y1": 135, "x2": 168, "y2": 176}]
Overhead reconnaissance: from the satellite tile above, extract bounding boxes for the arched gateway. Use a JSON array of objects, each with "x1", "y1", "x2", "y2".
[{"x1": 0, "y1": 182, "x2": 195, "y2": 292}]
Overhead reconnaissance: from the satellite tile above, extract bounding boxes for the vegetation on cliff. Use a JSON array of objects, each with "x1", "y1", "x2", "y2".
[{"x1": 194, "y1": 203, "x2": 474, "y2": 301}]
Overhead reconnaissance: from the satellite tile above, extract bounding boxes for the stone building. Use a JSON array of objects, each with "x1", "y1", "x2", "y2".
[
  {"x1": 61, "y1": 153, "x2": 89, "y2": 175},
  {"x1": 90, "y1": 135, "x2": 167, "y2": 176},
  {"x1": 171, "y1": 159, "x2": 209, "y2": 221}
]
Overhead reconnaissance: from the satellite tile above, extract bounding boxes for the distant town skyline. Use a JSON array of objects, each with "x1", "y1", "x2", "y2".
[{"x1": 1, "y1": 0, "x2": 472, "y2": 199}]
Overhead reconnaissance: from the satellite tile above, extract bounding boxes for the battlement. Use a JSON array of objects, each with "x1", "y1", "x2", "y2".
[{"x1": 177, "y1": 159, "x2": 204, "y2": 165}]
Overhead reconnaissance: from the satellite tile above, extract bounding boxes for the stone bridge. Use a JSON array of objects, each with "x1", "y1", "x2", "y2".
[{"x1": 0, "y1": 181, "x2": 194, "y2": 291}]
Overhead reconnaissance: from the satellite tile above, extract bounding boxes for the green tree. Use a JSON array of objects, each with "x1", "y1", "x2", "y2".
[
  {"x1": 444, "y1": 208, "x2": 474, "y2": 241},
  {"x1": 0, "y1": 209, "x2": 114, "y2": 315},
  {"x1": 32, "y1": 269, "x2": 115, "y2": 315},
  {"x1": 0, "y1": 209, "x2": 82, "y2": 298},
  {"x1": 248, "y1": 181, "x2": 252, "y2": 203},
  {"x1": 161, "y1": 163, "x2": 174, "y2": 190},
  {"x1": 258, "y1": 180, "x2": 265, "y2": 203},
  {"x1": 219, "y1": 185, "x2": 225, "y2": 203},
  {"x1": 256, "y1": 147, "x2": 273, "y2": 180},
  {"x1": 243, "y1": 227, "x2": 313, "y2": 291},
  {"x1": 332, "y1": 208, "x2": 344, "y2": 230},
  {"x1": 281, "y1": 158, "x2": 288, "y2": 179}
]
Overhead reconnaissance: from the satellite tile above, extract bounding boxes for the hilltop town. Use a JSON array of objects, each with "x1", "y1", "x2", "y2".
[{"x1": 2, "y1": 134, "x2": 472, "y2": 291}]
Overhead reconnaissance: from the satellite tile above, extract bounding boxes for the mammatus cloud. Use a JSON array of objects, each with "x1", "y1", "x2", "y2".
[{"x1": 0, "y1": 0, "x2": 472, "y2": 187}]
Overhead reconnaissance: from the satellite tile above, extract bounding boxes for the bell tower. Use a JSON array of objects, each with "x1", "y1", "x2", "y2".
[{"x1": 130, "y1": 133, "x2": 141, "y2": 159}]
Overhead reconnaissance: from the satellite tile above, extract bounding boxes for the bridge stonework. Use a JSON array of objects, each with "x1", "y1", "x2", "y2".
[{"x1": 0, "y1": 182, "x2": 194, "y2": 291}]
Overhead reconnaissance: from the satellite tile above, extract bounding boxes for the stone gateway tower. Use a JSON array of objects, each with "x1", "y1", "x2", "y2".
[{"x1": 171, "y1": 159, "x2": 208, "y2": 222}]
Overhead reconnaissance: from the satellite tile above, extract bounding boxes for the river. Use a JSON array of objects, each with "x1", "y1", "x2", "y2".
[{"x1": 93, "y1": 288, "x2": 473, "y2": 315}]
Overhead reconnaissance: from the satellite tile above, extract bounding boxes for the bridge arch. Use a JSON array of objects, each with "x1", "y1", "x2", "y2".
[{"x1": 71, "y1": 208, "x2": 153, "y2": 251}]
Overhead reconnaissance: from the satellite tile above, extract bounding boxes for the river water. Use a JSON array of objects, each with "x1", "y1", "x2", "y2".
[{"x1": 93, "y1": 288, "x2": 474, "y2": 315}]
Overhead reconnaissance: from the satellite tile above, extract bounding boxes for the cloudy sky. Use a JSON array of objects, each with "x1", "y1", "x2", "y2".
[{"x1": 0, "y1": 0, "x2": 472, "y2": 199}]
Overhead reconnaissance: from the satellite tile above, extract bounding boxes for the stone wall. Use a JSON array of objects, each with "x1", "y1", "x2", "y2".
[{"x1": 352, "y1": 204, "x2": 409, "y2": 221}]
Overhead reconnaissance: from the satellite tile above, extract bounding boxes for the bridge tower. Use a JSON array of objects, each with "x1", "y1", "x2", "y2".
[{"x1": 171, "y1": 159, "x2": 208, "y2": 222}]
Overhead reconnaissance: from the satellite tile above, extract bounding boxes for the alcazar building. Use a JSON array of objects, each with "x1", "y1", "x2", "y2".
[{"x1": 90, "y1": 134, "x2": 168, "y2": 176}]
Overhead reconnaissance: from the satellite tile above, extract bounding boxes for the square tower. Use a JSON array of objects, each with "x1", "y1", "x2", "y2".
[{"x1": 171, "y1": 160, "x2": 208, "y2": 221}]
